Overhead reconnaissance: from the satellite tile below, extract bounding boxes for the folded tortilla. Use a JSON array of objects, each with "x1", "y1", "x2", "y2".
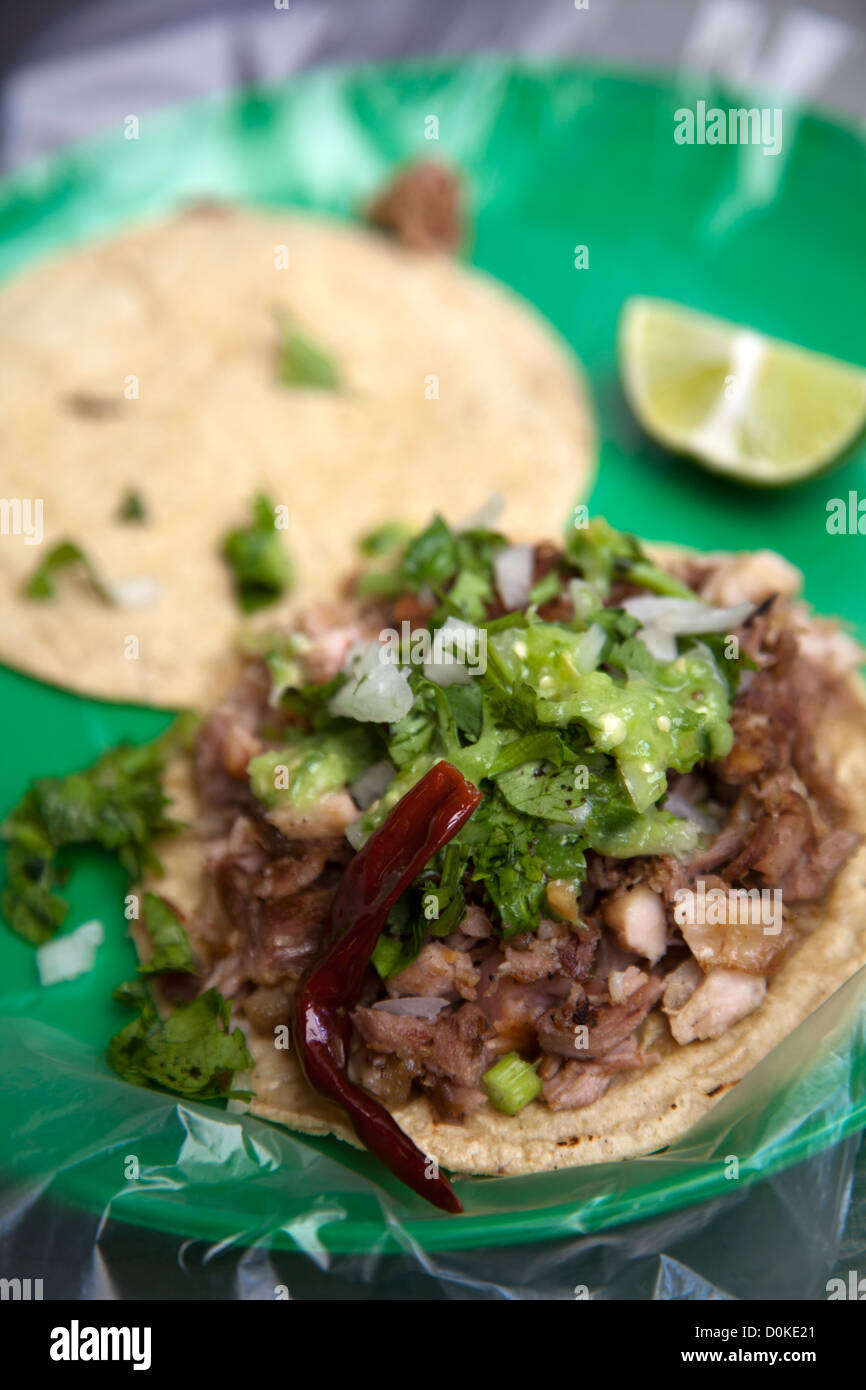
[{"x1": 0, "y1": 205, "x2": 593, "y2": 709}]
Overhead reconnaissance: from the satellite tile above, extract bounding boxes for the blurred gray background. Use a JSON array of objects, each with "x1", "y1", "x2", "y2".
[{"x1": 0, "y1": 0, "x2": 864, "y2": 173}]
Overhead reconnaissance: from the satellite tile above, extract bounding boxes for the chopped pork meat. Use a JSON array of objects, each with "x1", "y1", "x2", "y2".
[
  {"x1": 542, "y1": 1039, "x2": 647, "y2": 1110},
  {"x1": 603, "y1": 884, "x2": 667, "y2": 963},
  {"x1": 352, "y1": 1005, "x2": 436, "y2": 1061},
  {"x1": 169, "y1": 544, "x2": 860, "y2": 1121},
  {"x1": 386, "y1": 941, "x2": 479, "y2": 1001},
  {"x1": 662, "y1": 956, "x2": 704, "y2": 1012},
  {"x1": 458, "y1": 904, "x2": 494, "y2": 938},
  {"x1": 698, "y1": 549, "x2": 801, "y2": 607},
  {"x1": 664, "y1": 967, "x2": 767, "y2": 1044},
  {"x1": 608, "y1": 965, "x2": 649, "y2": 1004},
  {"x1": 543, "y1": 1064, "x2": 611, "y2": 1110},
  {"x1": 537, "y1": 974, "x2": 664, "y2": 1061},
  {"x1": 677, "y1": 887, "x2": 791, "y2": 974},
  {"x1": 266, "y1": 789, "x2": 359, "y2": 840}
]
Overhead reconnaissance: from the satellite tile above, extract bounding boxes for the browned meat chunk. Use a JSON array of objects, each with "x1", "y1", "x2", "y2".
[
  {"x1": 541, "y1": 1040, "x2": 646, "y2": 1110},
  {"x1": 537, "y1": 975, "x2": 663, "y2": 1061},
  {"x1": 387, "y1": 941, "x2": 479, "y2": 1000},
  {"x1": 430, "y1": 1003, "x2": 494, "y2": 1086},
  {"x1": 350, "y1": 1050, "x2": 423, "y2": 1108},
  {"x1": 352, "y1": 1005, "x2": 436, "y2": 1062},
  {"x1": 543, "y1": 1064, "x2": 611, "y2": 1110},
  {"x1": 367, "y1": 161, "x2": 461, "y2": 253}
]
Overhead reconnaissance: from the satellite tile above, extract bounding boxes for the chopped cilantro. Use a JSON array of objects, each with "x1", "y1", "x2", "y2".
[
  {"x1": 117, "y1": 490, "x2": 147, "y2": 523},
  {"x1": 22, "y1": 540, "x2": 112, "y2": 604},
  {"x1": 1, "y1": 718, "x2": 193, "y2": 945},
  {"x1": 107, "y1": 986, "x2": 253, "y2": 1099},
  {"x1": 457, "y1": 791, "x2": 586, "y2": 937},
  {"x1": 139, "y1": 893, "x2": 196, "y2": 975},
  {"x1": 339, "y1": 513, "x2": 742, "y2": 968},
  {"x1": 358, "y1": 521, "x2": 413, "y2": 557},
  {"x1": 356, "y1": 514, "x2": 505, "y2": 624},
  {"x1": 564, "y1": 517, "x2": 692, "y2": 598},
  {"x1": 278, "y1": 322, "x2": 340, "y2": 389},
  {"x1": 528, "y1": 570, "x2": 561, "y2": 606},
  {"x1": 222, "y1": 493, "x2": 294, "y2": 613}
]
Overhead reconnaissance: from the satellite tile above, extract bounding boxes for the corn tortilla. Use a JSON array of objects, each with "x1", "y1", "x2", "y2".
[{"x1": 0, "y1": 205, "x2": 593, "y2": 709}]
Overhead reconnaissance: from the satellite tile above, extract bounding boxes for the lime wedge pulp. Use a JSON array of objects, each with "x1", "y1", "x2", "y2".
[{"x1": 620, "y1": 297, "x2": 866, "y2": 486}]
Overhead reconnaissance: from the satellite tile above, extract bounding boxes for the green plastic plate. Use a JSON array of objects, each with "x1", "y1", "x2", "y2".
[{"x1": 1, "y1": 59, "x2": 865, "y2": 1253}]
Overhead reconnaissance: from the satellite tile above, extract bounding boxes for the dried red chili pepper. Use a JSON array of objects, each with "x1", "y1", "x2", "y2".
[{"x1": 292, "y1": 761, "x2": 481, "y2": 1213}]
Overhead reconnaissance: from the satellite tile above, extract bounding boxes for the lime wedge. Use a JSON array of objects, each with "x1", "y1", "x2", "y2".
[{"x1": 620, "y1": 297, "x2": 866, "y2": 485}]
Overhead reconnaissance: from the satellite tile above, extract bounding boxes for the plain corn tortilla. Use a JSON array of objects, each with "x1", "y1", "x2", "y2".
[
  {"x1": 136, "y1": 683, "x2": 866, "y2": 1177},
  {"x1": 0, "y1": 205, "x2": 593, "y2": 709}
]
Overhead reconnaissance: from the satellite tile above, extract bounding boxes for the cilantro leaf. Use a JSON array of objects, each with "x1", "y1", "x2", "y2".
[
  {"x1": 139, "y1": 893, "x2": 196, "y2": 975},
  {"x1": 458, "y1": 791, "x2": 585, "y2": 936},
  {"x1": 222, "y1": 493, "x2": 294, "y2": 613},
  {"x1": 387, "y1": 676, "x2": 439, "y2": 768},
  {"x1": 564, "y1": 517, "x2": 692, "y2": 598},
  {"x1": 372, "y1": 841, "x2": 469, "y2": 977},
  {"x1": 1, "y1": 720, "x2": 192, "y2": 945},
  {"x1": 495, "y1": 759, "x2": 585, "y2": 822},
  {"x1": 22, "y1": 540, "x2": 112, "y2": 604},
  {"x1": 358, "y1": 521, "x2": 413, "y2": 557},
  {"x1": 278, "y1": 324, "x2": 340, "y2": 389},
  {"x1": 442, "y1": 683, "x2": 483, "y2": 742},
  {"x1": 357, "y1": 514, "x2": 505, "y2": 623},
  {"x1": 402, "y1": 515, "x2": 460, "y2": 590},
  {"x1": 107, "y1": 986, "x2": 253, "y2": 1099},
  {"x1": 117, "y1": 490, "x2": 147, "y2": 523}
]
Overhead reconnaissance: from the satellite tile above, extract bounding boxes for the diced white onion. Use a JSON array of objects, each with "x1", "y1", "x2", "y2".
[
  {"x1": 639, "y1": 626, "x2": 678, "y2": 662},
  {"x1": 493, "y1": 544, "x2": 534, "y2": 611},
  {"x1": 37, "y1": 919, "x2": 104, "y2": 986},
  {"x1": 575, "y1": 622, "x2": 607, "y2": 674},
  {"x1": 569, "y1": 577, "x2": 601, "y2": 621},
  {"x1": 344, "y1": 818, "x2": 368, "y2": 852},
  {"x1": 109, "y1": 576, "x2": 161, "y2": 609},
  {"x1": 663, "y1": 791, "x2": 720, "y2": 834},
  {"x1": 327, "y1": 641, "x2": 413, "y2": 723},
  {"x1": 350, "y1": 759, "x2": 396, "y2": 810},
  {"x1": 372, "y1": 997, "x2": 449, "y2": 1019},
  {"x1": 423, "y1": 616, "x2": 481, "y2": 687},
  {"x1": 622, "y1": 595, "x2": 754, "y2": 634}
]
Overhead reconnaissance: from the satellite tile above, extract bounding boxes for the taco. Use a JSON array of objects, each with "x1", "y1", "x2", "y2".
[
  {"x1": 117, "y1": 514, "x2": 865, "y2": 1206},
  {"x1": 0, "y1": 195, "x2": 592, "y2": 709}
]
